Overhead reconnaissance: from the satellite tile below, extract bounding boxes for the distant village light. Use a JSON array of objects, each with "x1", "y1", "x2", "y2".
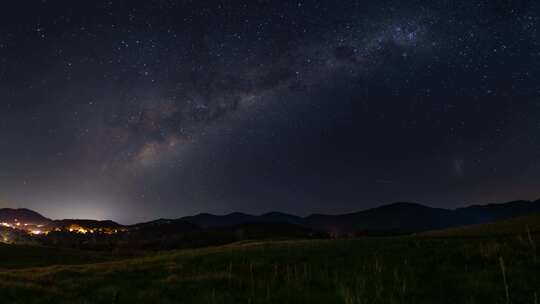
[{"x1": 1, "y1": 218, "x2": 125, "y2": 236}]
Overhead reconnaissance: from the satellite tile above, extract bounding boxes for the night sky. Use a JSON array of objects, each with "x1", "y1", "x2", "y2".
[{"x1": 1, "y1": 1, "x2": 539, "y2": 223}]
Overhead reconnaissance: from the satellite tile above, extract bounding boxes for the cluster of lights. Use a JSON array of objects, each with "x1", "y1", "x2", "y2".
[
  {"x1": 0, "y1": 219, "x2": 48, "y2": 243},
  {"x1": 66, "y1": 225, "x2": 123, "y2": 235},
  {"x1": 1, "y1": 220, "x2": 124, "y2": 237},
  {"x1": 1, "y1": 220, "x2": 45, "y2": 230},
  {"x1": 1, "y1": 219, "x2": 54, "y2": 236},
  {"x1": 68, "y1": 225, "x2": 91, "y2": 234}
]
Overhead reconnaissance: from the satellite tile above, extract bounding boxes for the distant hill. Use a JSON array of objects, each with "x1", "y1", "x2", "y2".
[
  {"x1": 181, "y1": 212, "x2": 257, "y2": 228},
  {"x1": 169, "y1": 200, "x2": 540, "y2": 235},
  {"x1": 180, "y1": 211, "x2": 305, "y2": 228},
  {"x1": 1, "y1": 199, "x2": 539, "y2": 238},
  {"x1": 304, "y1": 202, "x2": 455, "y2": 234},
  {"x1": 259, "y1": 212, "x2": 304, "y2": 225},
  {"x1": 0, "y1": 208, "x2": 51, "y2": 225},
  {"x1": 453, "y1": 200, "x2": 540, "y2": 226},
  {"x1": 128, "y1": 218, "x2": 199, "y2": 238},
  {"x1": 304, "y1": 200, "x2": 540, "y2": 235},
  {"x1": 48, "y1": 219, "x2": 124, "y2": 230}
]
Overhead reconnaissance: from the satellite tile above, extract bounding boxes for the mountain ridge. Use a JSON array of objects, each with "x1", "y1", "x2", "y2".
[
  {"x1": 0, "y1": 199, "x2": 539, "y2": 234},
  {"x1": 0, "y1": 208, "x2": 51, "y2": 225},
  {"x1": 177, "y1": 199, "x2": 540, "y2": 234}
]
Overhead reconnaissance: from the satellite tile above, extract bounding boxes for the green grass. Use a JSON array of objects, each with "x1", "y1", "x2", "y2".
[
  {"x1": 0, "y1": 217, "x2": 539, "y2": 303},
  {"x1": 0, "y1": 235, "x2": 538, "y2": 304},
  {"x1": 0, "y1": 243, "x2": 118, "y2": 269}
]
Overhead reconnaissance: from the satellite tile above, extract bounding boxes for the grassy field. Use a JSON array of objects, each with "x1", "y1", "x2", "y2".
[
  {"x1": 0, "y1": 219, "x2": 538, "y2": 303},
  {"x1": 0, "y1": 243, "x2": 118, "y2": 269}
]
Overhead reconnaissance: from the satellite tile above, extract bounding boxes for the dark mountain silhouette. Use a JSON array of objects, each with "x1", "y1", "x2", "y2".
[
  {"x1": 2, "y1": 199, "x2": 539, "y2": 239},
  {"x1": 259, "y1": 212, "x2": 304, "y2": 225},
  {"x1": 218, "y1": 222, "x2": 325, "y2": 240},
  {"x1": 181, "y1": 211, "x2": 305, "y2": 228},
  {"x1": 49, "y1": 219, "x2": 124, "y2": 230},
  {"x1": 128, "y1": 218, "x2": 199, "y2": 238},
  {"x1": 163, "y1": 200, "x2": 540, "y2": 235},
  {"x1": 0, "y1": 208, "x2": 51, "y2": 225},
  {"x1": 181, "y1": 212, "x2": 258, "y2": 228},
  {"x1": 453, "y1": 200, "x2": 540, "y2": 226},
  {"x1": 304, "y1": 202, "x2": 455, "y2": 234}
]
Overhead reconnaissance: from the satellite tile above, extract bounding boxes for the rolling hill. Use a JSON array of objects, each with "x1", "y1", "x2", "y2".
[
  {"x1": 0, "y1": 208, "x2": 51, "y2": 225},
  {"x1": 178, "y1": 200, "x2": 540, "y2": 235},
  {"x1": 422, "y1": 212, "x2": 540, "y2": 238},
  {"x1": 1, "y1": 199, "x2": 539, "y2": 241},
  {"x1": 304, "y1": 202, "x2": 455, "y2": 234},
  {"x1": 181, "y1": 212, "x2": 257, "y2": 228},
  {"x1": 0, "y1": 236, "x2": 537, "y2": 303},
  {"x1": 48, "y1": 219, "x2": 125, "y2": 230}
]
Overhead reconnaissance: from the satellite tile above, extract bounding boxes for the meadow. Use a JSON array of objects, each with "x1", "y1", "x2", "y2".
[{"x1": 0, "y1": 216, "x2": 538, "y2": 304}]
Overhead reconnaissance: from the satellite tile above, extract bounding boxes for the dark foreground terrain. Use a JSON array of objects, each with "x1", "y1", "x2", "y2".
[{"x1": 0, "y1": 214, "x2": 538, "y2": 304}]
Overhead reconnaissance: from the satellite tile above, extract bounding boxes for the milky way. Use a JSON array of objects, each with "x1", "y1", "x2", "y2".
[{"x1": 0, "y1": 0, "x2": 539, "y2": 223}]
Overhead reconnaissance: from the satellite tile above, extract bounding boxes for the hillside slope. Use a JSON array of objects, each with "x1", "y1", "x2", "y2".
[
  {"x1": 423, "y1": 213, "x2": 540, "y2": 238},
  {"x1": 0, "y1": 208, "x2": 51, "y2": 225},
  {"x1": 179, "y1": 200, "x2": 540, "y2": 235}
]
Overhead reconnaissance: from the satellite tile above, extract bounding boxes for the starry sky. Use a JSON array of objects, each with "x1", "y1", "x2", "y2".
[{"x1": 0, "y1": 0, "x2": 539, "y2": 223}]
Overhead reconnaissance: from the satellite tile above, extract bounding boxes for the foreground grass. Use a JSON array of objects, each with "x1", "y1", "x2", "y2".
[
  {"x1": 0, "y1": 243, "x2": 117, "y2": 269},
  {"x1": 0, "y1": 235, "x2": 538, "y2": 304}
]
